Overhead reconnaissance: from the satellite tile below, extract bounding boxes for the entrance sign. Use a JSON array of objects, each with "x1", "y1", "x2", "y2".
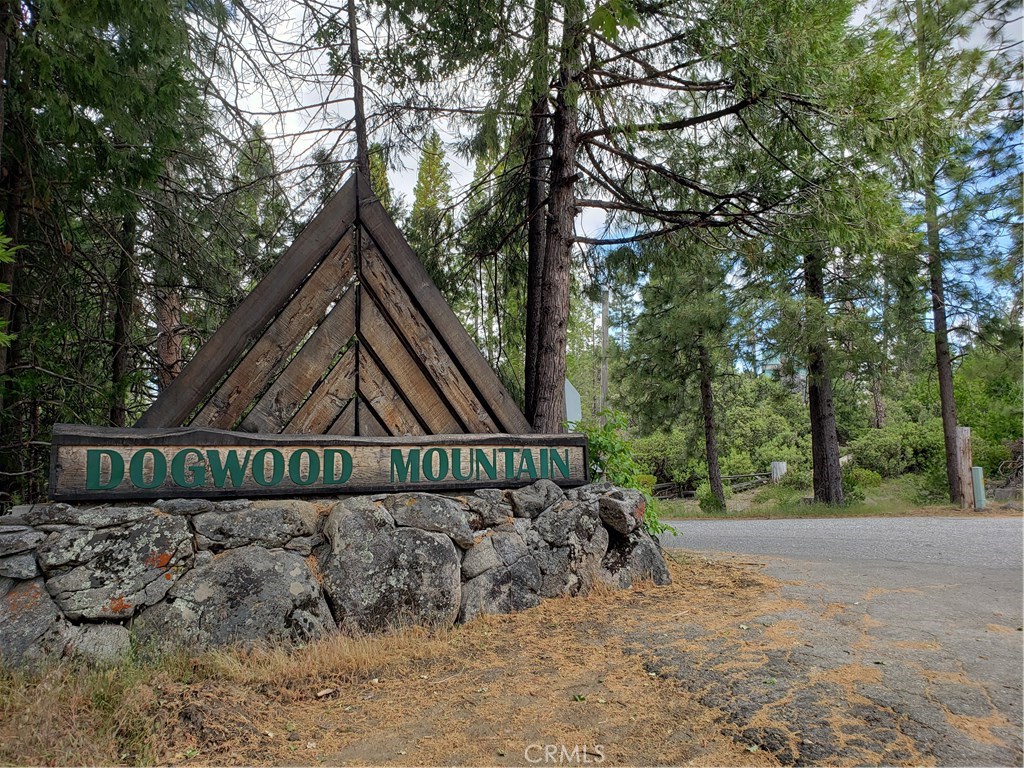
[
  {"x1": 49, "y1": 173, "x2": 587, "y2": 502},
  {"x1": 134, "y1": 172, "x2": 531, "y2": 438},
  {"x1": 50, "y1": 425, "x2": 588, "y2": 501}
]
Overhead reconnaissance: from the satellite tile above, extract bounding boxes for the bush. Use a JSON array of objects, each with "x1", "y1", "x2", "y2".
[
  {"x1": 575, "y1": 410, "x2": 674, "y2": 536},
  {"x1": 696, "y1": 480, "x2": 731, "y2": 513},
  {"x1": 849, "y1": 428, "x2": 908, "y2": 477},
  {"x1": 846, "y1": 466, "x2": 882, "y2": 488},
  {"x1": 778, "y1": 468, "x2": 812, "y2": 490}
]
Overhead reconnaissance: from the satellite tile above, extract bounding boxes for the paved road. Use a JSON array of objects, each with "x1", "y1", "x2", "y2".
[
  {"x1": 665, "y1": 515, "x2": 1023, "y2": 570},
  {"x1": 660, "y1": 516, "x2": 1024, "y2": 766}
]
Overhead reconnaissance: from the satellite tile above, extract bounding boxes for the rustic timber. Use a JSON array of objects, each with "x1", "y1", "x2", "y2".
[
  {"x1": 192, "y1": 231, "x2": 357, "y2": 429},
  {"x1": 50, "y1": 425, "x2": 587, "y2": 501},
  {"x1": 242, "y1": 284, "x2": 358, "y2": 433},
  {"x1": 286, "y1": 346, "x2": 357, "y2": 434},
  {"x1": 137, "y1": 176, "x2": 360, "y2": 428},
  {"x1": 135, "y1": 171, "x2": 531, "y2": 438}
]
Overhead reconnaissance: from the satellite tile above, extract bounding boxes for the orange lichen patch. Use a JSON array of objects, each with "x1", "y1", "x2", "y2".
[
  {"x1": 105, "y1": 596, "x2": 133, "y2": 615},
  {"x1": 3, "y1": 582, "x2": 45, "y2": 615},
  {"x1": 145, "y1": 551, "x2": 174, "y2": 569},
  {"x1": 164, "y1": 573, "x2": 174, "y2": 581}
]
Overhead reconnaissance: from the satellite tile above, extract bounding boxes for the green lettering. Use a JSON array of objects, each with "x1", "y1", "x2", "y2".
[
  {"x1": 288, "y1": 448, "x2": 320, "y2": 486},
  {"x1": 324, "y1": 449, "x2": 352, "y2": 484},
  {"x1": 500, "y1": 448, "x2": 517, "y2": 479},
  {"x1": 85, "y1": 449, "x2": 124, "y2": 490},
  {"x1": 206, "y1": 450, "x2": 251, "y2": 488},
  {"x1": 171, "y1": 448, "x2": 206, "y2": 488},
  {"x1": 129, "y1": 448, "x2": 166, "y2": 490},
  {"x1": 540, "y1": 448, "x2": 550, "y2": 478},
  {"x1": 451, "y1": 448, "x2": 474, "y2": 481},
  {"x1": 252, "y1": 449, "x2": 284, "y2": 486},
  {"x1": 422, "y1": 448, "x2": 449, "y2": 482},
  {"x1": 391, "y1": 449, "x2": 419, "y2": 482},
  {"x1": 474, "y1": 449, "x2": 496, "y2": 481},
  {"x1": 551, "y1": 449, "x2": 570, "y2": 479},
  {"x1": 516, "y1": 449, "x2": 538, "y2": 480}
]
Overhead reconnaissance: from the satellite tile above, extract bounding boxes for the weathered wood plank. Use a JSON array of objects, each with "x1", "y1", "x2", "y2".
[
  {"x1": 357, "y1": 399, "x2": 390, "y2": 438},
  {"x1": 192, "y1": 231, "x2": 356, "y2": 429},
  {"x1": 241, "y1": 284, "x2": 357, "y2": 433},
  {"x1": 360, "y1": 240, "x2": 499, "y2": 434},
  {"x1": 286, "y1": 346, "x2": 357, "y2": 434},
  {"x1": 136, "y1": 176, "x2": 359, "y2": 428},
  {"x1": 50, "y1": 424, "x2": 589, "y2": 501},
  {"x1": 326, "y1": 398, "x2": 356, "y2": 436},
  {"x1": 358, "y1": 348, "x2": 425, "y2": 436},
  {"x1": 357, "y1": 180, "x2": 532, "y2": 433},
  {"x1": 359, "y1": 298, "x2": 461, "y2": 434}
]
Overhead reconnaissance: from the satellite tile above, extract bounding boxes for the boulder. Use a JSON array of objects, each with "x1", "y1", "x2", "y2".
[
  {"x1": 0, "y1": 553, "x2": 39, "y2": 579},
  {"x1": 23, "y1": 504, "x2": 157, "y2": 529},
  {"x1": 466, "y1": 490, "x2": 513, "y2": 529},
  {"x1": 460, "y1": 554, "x2": 541, "y2": 623},
  {"x1": 156, "y1": 498, "x2": 214, "y2": 515},
  {"x1": 384, "y1": 493, "x2": 475, "y2": 548},
  {"x1": 133, "y1": 546, "x2": 332, "y2": 648},
  {"x1": 0, "y1": 578, "x2": 73, "y2": 666},
  {"x1": 509, "y1": 479, "x2": 564, "y2": 519},
  {"x1": 461, "y1": 536, "x2": 503, "y2": 580},
  {"x1": 318, "y1": 499, "x2": 461, "y2": 633},
  {"x1": 192, "y1": 499, "x2": 318, "y2": 550},
  {"x1": 38, "y1": 515, "x2": 193, "y2": 620},
  {"x1": 602, "y1": 529, "x2": 672, "y2": 588},
  {"x1": 68, "y1": 624, "x2": 131, "y2": 664},
  {"x1": 598, "y1": 489, "x2": 646, "y2": 535},
  {"x1": 0, "y1": 527, "x2": 46, "y2": 557}
]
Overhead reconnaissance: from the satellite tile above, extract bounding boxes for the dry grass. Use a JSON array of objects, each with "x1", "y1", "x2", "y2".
[{"x1": 0, "y1": 558, "x2": 783, "y2": 767}]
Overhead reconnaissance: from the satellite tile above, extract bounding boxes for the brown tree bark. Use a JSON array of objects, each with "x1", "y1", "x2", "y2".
[
  {"x1": 531, "y1": 1, "x2": 583, "y2": 433},
  {"x1": 347, "y1": 0, "x2": 369, "y2": 179},
  {"x1": 697, "y1": 337, "x2": 725, "y2": 509},
  {"x1": 870, "y1": 364, "x2": 886, "y2": 429},
  {"x1": 524, "y1": 95, "x2": 549, "y2": 424},
  {"x1": 804, "y1": 250, "x2": 844, "y2": 505},
  {"x1": 916, "y1": 0, "x2": 960, "y2": 504},
  {"x1": 109, "y1": 215, "x2": 136, "y2": 426}
]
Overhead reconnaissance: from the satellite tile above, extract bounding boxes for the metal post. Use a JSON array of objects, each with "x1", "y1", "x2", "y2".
[{"x1": 972, "y1": 466, "x2": 986, "y2": 510}]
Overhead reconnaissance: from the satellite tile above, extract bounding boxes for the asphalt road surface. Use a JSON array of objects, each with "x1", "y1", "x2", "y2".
[{"x1": 662, "y1": 516, "x2": 1024, "y2": 766}]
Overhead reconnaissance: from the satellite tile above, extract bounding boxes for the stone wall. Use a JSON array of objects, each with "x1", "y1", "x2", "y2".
[{"x1": 0, "y1": 480, "x2": 670, "y2": 666}]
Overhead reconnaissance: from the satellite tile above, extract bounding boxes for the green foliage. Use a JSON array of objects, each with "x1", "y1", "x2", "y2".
[
  {"x1": 779, "y1": 469, "x2": 812, "y2": 491},
  {"x1": 696, "y1": 480, "x2": 731, "y2": 514},
  {"x1": 0, "y1": 217, "x2": 19, "y2": 348},
  {"x1": 574, "y1": 410, "x2": 673, "y2": 536}
]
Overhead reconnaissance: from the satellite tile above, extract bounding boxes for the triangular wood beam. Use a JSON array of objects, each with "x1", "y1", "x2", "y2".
[
  {"x1": 136, "y1": 172, "x2": 532, "y2": 435},
  {"x1": 137, "y1": 176, "x2": 358, "y2": 428}
]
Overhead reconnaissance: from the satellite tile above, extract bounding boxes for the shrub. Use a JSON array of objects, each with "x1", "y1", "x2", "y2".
[
  {"x1": 849, "y1": 428, "x2": 908, "y2": 478},
  {"x1": 575, "y1": 410, "x2": 674, "y2": 536},
  {"x1": 846, "y1": 466, "x2": 882, "y2": 488},
  {"x1": 778, "y1": 468, "x2": 812, "y2": 490},
  {"x1": 696, "y1": 480, "x2": 731, "y2": 513}
]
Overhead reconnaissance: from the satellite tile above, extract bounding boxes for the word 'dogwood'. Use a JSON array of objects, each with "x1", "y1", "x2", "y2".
[{"x1": 51, "y1": 425, "x2": 588, "y2": 501}]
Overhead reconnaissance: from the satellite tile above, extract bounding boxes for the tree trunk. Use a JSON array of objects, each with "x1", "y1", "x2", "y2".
[
  {"x1": 804, "y1": 250, "x2": 844, "y2": 505},
  {"x1": 154, "y1": 268, "x2": 183, "y2": 391},
  {"x1": 870, "y1": 364, "x2": 886, "y2": 429},
  {"x1": 110, "y1": 215, "x2": 136, "y2": 426},
  {"x1": 531, "y1": 1, "x2": 583, "y2": 433},
  {"x1": 916, "y1": 0, "x2": 960, "y2": 504},
  {"x1": 697, "y1": 338, "x2": 725, "y2": 509},
  {"x1": 347, "y1": 0, "x2": 369, "y2": 179},
  {"x1": 524, "y1": 95, "x2": 549, "y2": 423},
  {"x1": 523, "y1": 0, "x2": 550, "y2": 423}
]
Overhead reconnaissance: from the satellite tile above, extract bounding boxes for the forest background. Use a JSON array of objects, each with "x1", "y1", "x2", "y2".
[{"x1": 0, "y1": 0, "x2": 1019, "y2": 512}]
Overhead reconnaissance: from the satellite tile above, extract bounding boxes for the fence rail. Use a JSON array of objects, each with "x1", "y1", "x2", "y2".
[{"x1": 653, "y1": 472, "x2": 772, "y2": 500}]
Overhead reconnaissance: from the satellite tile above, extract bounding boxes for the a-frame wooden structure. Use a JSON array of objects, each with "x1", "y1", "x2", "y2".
[{"x1": 137, "y1": 173, "x2": 532, "y2": 437}]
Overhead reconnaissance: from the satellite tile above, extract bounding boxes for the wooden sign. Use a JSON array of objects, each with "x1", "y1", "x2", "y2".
[{"x1": 50, "y1": 425, "x2": 589, "y2": 501}]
